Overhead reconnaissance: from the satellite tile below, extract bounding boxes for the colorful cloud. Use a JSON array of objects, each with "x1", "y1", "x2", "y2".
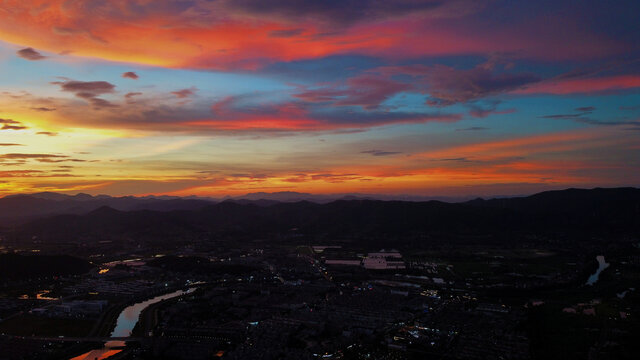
[{"x1": 0, "y1": 0, "x2": 638, "y2": 197}]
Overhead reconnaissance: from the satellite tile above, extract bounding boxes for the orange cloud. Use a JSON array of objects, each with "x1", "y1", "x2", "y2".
[
  {"x1": 413, "y1": 131, "x2": 602, "y2": 161},
  {"x1": 0, "y1": 0, "x2": 626, "y2": 70},
  {"x1": 156, "y1": 156, "x2": 611, "y2": 198},
  {"x1": 185, "y1": 118, "x2": 326, "y2": 131},
  {"x1": 0, "y1": 1, "x2": 388, "y2": 69}
]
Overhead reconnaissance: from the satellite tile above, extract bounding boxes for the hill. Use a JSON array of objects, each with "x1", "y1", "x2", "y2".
[
  {"x1": 9, "y1": 188, "x2": 639, "y2": 245},
  {"x1": 0, "y1": 193, "x2": 215, "y2": 225}
]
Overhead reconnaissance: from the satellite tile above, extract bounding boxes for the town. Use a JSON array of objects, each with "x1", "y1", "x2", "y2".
[{"x1": 1, "y1": 194, "x2": 638, "y2": 360}]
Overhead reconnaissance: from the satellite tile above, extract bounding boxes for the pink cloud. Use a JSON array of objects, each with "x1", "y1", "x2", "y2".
[{"x1": 515, "y1": 75, "x2": 640, "y2": 95}]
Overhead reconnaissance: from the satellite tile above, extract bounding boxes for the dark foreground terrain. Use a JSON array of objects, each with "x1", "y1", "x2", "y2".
[{"x1": 0, "y1": 187, "x2": 638, "y2": 359}]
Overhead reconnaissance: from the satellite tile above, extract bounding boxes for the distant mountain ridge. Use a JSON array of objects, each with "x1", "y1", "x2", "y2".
[
  {"x1": 0, "y1": 190, "x2": 482, "y2": 225},
  {"x1": 225, "y1": 191, "x2": 474, "y2": 203},
  {"x1": 0, "y1": 192, "x2": 216, "y2": 225},
  {"x1": 1, "y1": 187, "x2": 638, "y2": 228},
  {"x1": 7, "y1": 187, "x2": 640, "y2": 244}
]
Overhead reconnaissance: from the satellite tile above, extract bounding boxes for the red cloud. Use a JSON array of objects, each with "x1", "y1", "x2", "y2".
[
  {"x1": 294, "y1": 75, "x2": 412, "y2": 109},
  {"x1": 202, "y1": 95, "x2": 461, "y2": 131},
  {"x1": 515, "y1": 75, "x2": 640, "y2": 95},
  {"x1": 0, "y1": 0, "x2": 630, "y2": 70}
]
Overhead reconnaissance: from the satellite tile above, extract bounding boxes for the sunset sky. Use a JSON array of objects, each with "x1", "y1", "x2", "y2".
[{"x1": 0, "y1": 0, "x2": 638, "y2": 197}]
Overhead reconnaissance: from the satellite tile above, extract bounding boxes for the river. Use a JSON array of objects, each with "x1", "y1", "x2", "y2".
[
  {"x1": 69, "y1": 288, "x2": 196, "y2": 360},
  {"x1": 586, "y1": 255, "x2": 610, "y2": 286}
]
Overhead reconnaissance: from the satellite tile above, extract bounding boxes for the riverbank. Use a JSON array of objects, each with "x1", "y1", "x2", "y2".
[
  {"x1": 130, "y1": 286, "x2": 205, "y2": 338},
  {"x1": 90, "y1": 283, "x2": 194, "y2": 337},
  {"x1": 67, "y1": 285, "x2": 203, "y2": 360},
  {"x1": 63, "y1": 284, "x2": 193, "y2": 360}
]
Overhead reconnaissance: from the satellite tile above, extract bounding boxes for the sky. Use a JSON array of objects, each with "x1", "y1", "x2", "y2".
[{"x1": 0, "y1": 0, "x2": 638, "y2": 198}]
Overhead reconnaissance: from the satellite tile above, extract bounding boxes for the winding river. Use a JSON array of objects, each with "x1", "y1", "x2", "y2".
[
  {"x1": 70, "y1": 288, "x2": 196, "y2": 360},
  {"x1": 586, "y1": 255, "x2": 610, "y2": 286}
]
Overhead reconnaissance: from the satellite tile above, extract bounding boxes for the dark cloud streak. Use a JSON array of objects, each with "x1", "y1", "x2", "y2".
[
  {"x1": 361, "y1": 150, "x2": 402, "y2": 156},
  {"x1": 16, "y1": 47, "x2": 46, "y2": 60},
  {"x1": 52, "y1": 80, "x2": 117, "y2": 109},
  {"x1": 0, "y1": 118, "x2": 28, "y2": 130},
  {"x1": 171, "y1": 88, "x2": 197, "y2": 99},
  {"x1": 122, "y1": 71, "x2": 139, "y2": 79}
]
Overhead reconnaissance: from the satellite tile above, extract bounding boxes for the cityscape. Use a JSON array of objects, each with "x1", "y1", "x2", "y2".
[
  {"x1": 0, "y1": 188, "x2": 638, "y2": 359},
  {"x1": 0, "y1": 1, "x2": 639, "y2": 359}
]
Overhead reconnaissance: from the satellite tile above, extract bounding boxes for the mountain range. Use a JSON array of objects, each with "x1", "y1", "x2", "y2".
[
  {"x1": 0, "y1": 190, "x2": 487, "y2": 225},
  {"x1": 3, "y1": 187, "x2": 639, "y2": 245}
]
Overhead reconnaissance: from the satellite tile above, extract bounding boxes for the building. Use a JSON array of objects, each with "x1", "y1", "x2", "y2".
[{"x1": 362, "y1": 250, "x2": 405, "y2": 270}]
